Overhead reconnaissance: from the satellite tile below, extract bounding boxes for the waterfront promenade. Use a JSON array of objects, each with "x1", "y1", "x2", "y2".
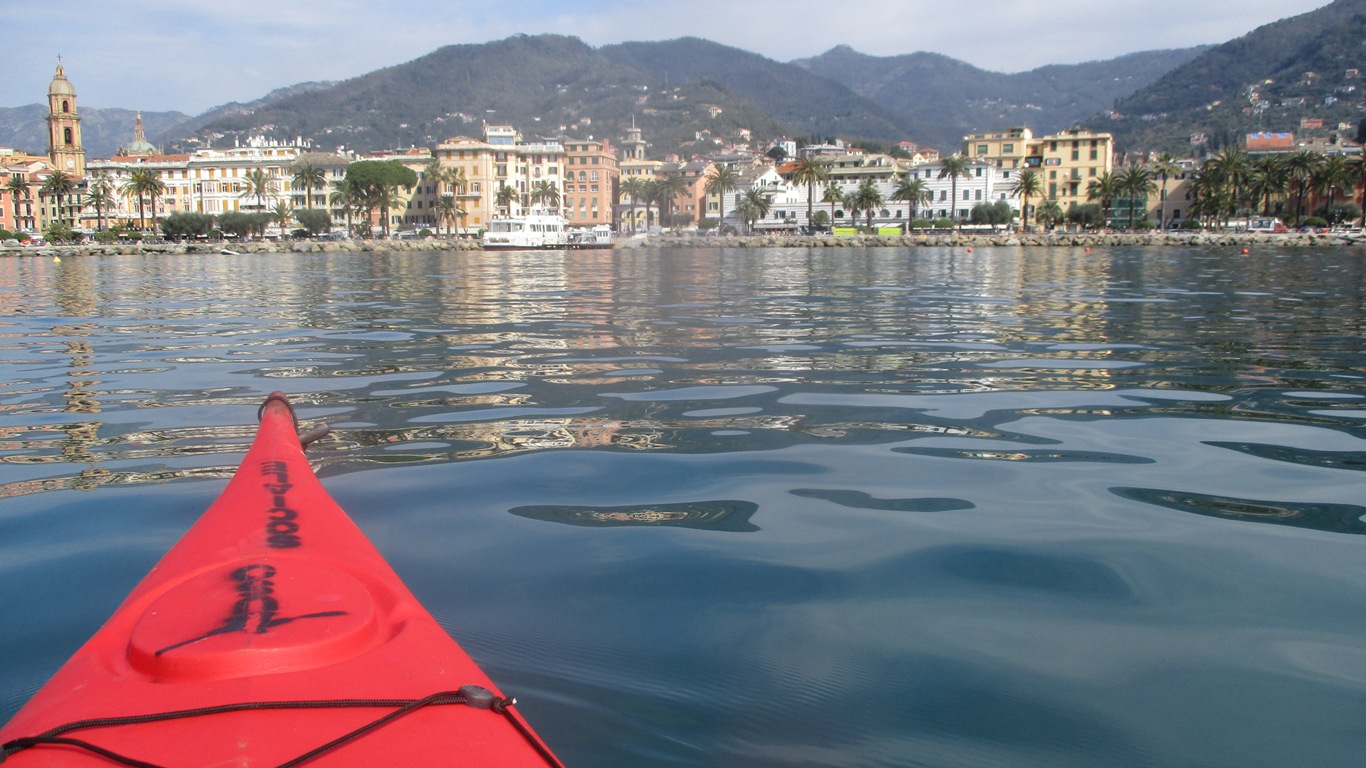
[{"x1": 5, "y1": 230, "x2": 1366, "y2": 257}]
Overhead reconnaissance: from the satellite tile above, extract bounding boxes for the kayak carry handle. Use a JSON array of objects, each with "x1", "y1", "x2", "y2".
[{"x1": 259, "y1": 392, "x2": 330, "y2": 450}]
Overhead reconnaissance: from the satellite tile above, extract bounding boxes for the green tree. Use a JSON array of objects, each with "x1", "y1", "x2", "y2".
[
  {"x1": 529, "y1": 180, "x2": 561, "y2": 210},
  {"x1": 1008, "y1": 169, "x2": 1044, "y2": 232},
  {"x1": 1066, "y1": 202, "x2": 1105, "y2": 230},
  {"x1": 160, "y1": 211, "x2": 214, "y2": 240},
  {"x1": 937, "y1": 155, "x2": 973, "y2": 228},
  {"x1": 495, "y1": 184, "x2": 518, "y2": 216},
  {"x1": 619, "y1": 176, "x2": 648, "y2": 233},
  {"x1": 271, "y1": 201, "x2": 295, "y2": 237},
  {"x1": 821, "y1": 182, "x2": 843, "y2": 228},
  {"x1": 891, "y1": 175, "x2": 931, "y2": 231},
  {"x1": 296, "y1": 207, "x2": 332, "y2": 237},
  {"x1": 4, "y1": 175, "x2": 30, "y2": 232},
  {"x1": 344, "y1": 160, "x2": 418, "y2": 237},
  {"x1": 1313, "y1": 154, "x2": 1350, "y2": 216},
  {"x1": 240, "y1": 168, "x2": 275, "y2": 212},
  {"x1": 1283, "y1": 150, "x2": 1322, "y2": 224},
  {"x1": 1118, "y1": 165, "x2": 1156, "y2": 229},
  {"x1": 1086, "y1": 171, "x2": 1121, "y2": 228},
  {"x1": 1347, "y1": 155, "x2": 1366, "y2": 227},
  {"x1": 291, "y1": 161, "x2": 327, "y2": 210},
  {"x1": 1035, "y1": 199, "x2": 1065, "y2": 231},
  {"x1": 734, "y1": 187, "x2": 772, "y2": 233},
  {"x1": 1246, "y1": 155, "x2": 1289, "y2": 217},
  {"x1": 853, "y1": 178, "x2": 883, "y2": 229},
  {"x1": 649, "y1": 172, "x2": 689, "y2": 229},
  {"x1": 121, "y1": 168, "x2": 165, "y2": 231},
  {"x1": 1151, "y1": 153, "x2": 1182, "y2": 230},
  {"x1": 86, "y1": 172, "x2": 116, "y2": 232},
  {"x1": 329, "y1": 178, "x2": 362, "y2": 237},
  {"x1": 703, "y1": 165, "x2": 742, "y2": 230},
  {"x1": 790, "y1": 156, "x2": 830, "y2": 229},
  {"x1": 39, "y1": 170, "x2": 78, "y2": 229}
]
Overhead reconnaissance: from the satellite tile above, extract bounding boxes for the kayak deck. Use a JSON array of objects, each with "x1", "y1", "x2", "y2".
[{"x1": 0, "y1": 393, "x2": 563, "y2": 766}]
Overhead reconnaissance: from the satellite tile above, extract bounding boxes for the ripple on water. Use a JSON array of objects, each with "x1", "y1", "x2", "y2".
[{"x1": 1111, "y1": 487, "x2": 1366, "y2": 534}]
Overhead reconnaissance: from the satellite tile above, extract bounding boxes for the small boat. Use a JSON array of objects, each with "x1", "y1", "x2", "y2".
[
  {"x1": 567, "y1": 225, "x2": 615, "y2": 250},
  {"x1": 482, "y1": 207, "x2": 569, "y2": 251},
  {"x1": 0, "y1": 393, "x2": 564, "y2": 767}
]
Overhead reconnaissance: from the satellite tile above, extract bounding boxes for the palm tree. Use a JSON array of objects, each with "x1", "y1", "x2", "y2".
[
  {"x1": 1313, "y1": 154, "x2": 1350, "y2": 220},
  {"x1": 937, "y1": 155, "x2": 973, "y2": 228},
  {"x1": 650, "y1": 172, "x2": 689, "y2": 229},
  {"x1": 821, "y1": 182, "x2": 843, "y2": 228},
  {"x1": 890, "y1": 175, "x2": 930, "y2": 231},
  {"x1": 619, "y1": 176, "x2": 648, "y2": 233},
  {"x1": 703, "y1": 165, "x2": 742, "y2": 230},
  {"x1": 4, "y1": 175, "x2": 30, "y2": 232},
  {"x1": 853, "y1": 178, "x2": 883, "y2": 229},
  {"x1": 1151, "y1": 152, "x2": 1181, "y2": 230},
  {"x1": 86, "y1": 172, "x2": 116, "y2": 232},
  {"x1": 1035, "y1": 200, "x2": 1065, "y2": 232},
  {"x1": 291, "y1": 161, "x2": 327, "y2": 210},
  {"x1": 121, "y1": 169, "x2": 165, "y2": 231},
  {"x1": 435, "y1": 194, "x2": 463, "y2": 236},
  {"x1": 240, "y1": 168, "x2": 274, "y2": 212},
  {"x1": 329, "y1": 178, "x2": 361, "y2": 236},
  {"x1": 495, "y1": 184, "x2": 518, "y2": 216},
  {"x1": 529, "y1": 180, "x2": 561, "y2": 210},
  {"x1": 1086, "y1": 171, "x2": 1121, "y2": 229},
  {"x1": 1348, "y1": 155, "x2": 1366, "y2": 227},
  {"x1": 1008, "y1": 169, "x2": 1044, "y2": 232},
  {"x1": 1117, "y1": 165, "x2": 1156, "y2": 229},
  {"x1": 1205, "y1": 148, "x2": 1252, "y2": 223},
  {"x1": 40, "y1": 170, "x2": 78, "y2": 229},
  {"x1": 1282, "y1": 150, "x2": 1322, "y2": 224},
  {"x1": 271, "y1": 201, "x2": 295, "y2": 237},
  {"x1": 734, "y1": 187, "x2": 772, "y2": 233},
  {"x1": 1247, "y1": 155, "x2": 1289, "y2": 217},
  {"x1": 790, "y1": 156, "x2": 831, "y2": 229}
]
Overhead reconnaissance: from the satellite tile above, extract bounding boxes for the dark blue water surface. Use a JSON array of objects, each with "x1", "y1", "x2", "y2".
[{"x1": 3, "y1": 246, "x2": 1366, "y2": 766}]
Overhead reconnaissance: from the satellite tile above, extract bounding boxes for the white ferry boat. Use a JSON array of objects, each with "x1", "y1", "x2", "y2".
[{"x1": 482, "y1": 207, "x2": 569, "y2": 251}]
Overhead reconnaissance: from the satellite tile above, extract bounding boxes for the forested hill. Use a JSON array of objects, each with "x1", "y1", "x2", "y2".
[
  {"x1": 794, "y1": 45, "x2": 1209, "y2": 145},
  {"x1": 1089, "y1": 0, "x2": 1366, "y2": 152}
]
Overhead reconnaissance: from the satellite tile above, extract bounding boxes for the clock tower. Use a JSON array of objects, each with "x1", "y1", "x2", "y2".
[{"x1": 47, "y1": 58, "x2": 85, "y2": 178}]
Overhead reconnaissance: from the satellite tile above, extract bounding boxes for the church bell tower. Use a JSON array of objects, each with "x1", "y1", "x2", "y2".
[{"x1": 47, "y1": 58, "x2": 86, "y2": 178}]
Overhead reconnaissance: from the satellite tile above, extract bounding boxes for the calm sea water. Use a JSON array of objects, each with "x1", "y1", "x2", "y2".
[{"x1": 2, "y1": 245, "x2": 1365, "y2": 767}]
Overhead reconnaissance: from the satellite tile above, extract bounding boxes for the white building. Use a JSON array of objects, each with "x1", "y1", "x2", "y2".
[
  {"x1": 750, "y1": 153, "x2": 1021, "y2": 231},
  {"x1": 85, "y1": 137, "x2": 339, "y2": 228}
]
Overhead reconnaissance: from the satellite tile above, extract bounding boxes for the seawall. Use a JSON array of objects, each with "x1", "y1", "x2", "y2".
[{"x1": 5, "y1": 230, "x2": 1366, "y2": 258}]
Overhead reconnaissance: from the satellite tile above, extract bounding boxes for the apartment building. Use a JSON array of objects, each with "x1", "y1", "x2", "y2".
[
  {"x1": 964, "y1": 127, "x2": 1115, "y2": 207},
  {"x1": 563, "y1": 139, "x2": 618, "y2": 227},
  {"x1": 433, "y1": 125, "x2": 565, "y2": 233}
]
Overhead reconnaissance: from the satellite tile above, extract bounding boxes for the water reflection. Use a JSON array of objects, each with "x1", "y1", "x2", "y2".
[
  {"x1": 1, "y1": 246, "x2": 1365, "y2": 537},
  {"x1": 509, "y1": 500, "x2": 759, "y2": 531},
  {"x1": 1112, "y1": 486, "x2": 1366, "y2": 534}
]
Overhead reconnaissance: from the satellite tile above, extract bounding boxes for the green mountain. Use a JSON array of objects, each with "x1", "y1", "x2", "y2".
[
  {"x1": 1088, "y1": 0, "x2": 1366, "y2": 152},
  {"x1": 794, "y1": 45, "x2": 1209, "y2": 146},
  {"x1": 598, "y1": 38, "x2": 923, "y2": 145},
  {"x1": 166, "y1": 35, "x2": 799, "y2": 158}
]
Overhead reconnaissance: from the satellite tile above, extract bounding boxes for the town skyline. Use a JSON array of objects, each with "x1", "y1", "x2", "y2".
[{"x1": 0, "y1": 0, "x2": 1332, "y2": 115}]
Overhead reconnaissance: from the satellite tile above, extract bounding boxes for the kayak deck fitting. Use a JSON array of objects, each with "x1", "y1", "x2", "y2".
[{"x1": 0, "y1": 393, "x2": 564, "y2": 766}]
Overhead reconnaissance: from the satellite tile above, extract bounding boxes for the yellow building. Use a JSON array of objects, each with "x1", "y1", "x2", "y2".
[
  {"x1": 964, "y1": 127, "x2": 1115, "y2": 206},
  {"x1": 1029, "y1": 128, "x2": 1115, "y2": 205},
  {"x1": 964, "y1": 127, "x2": 1032, "y2": 170},
  {"x1": 432, "y1": 125, "x2": 566, "y2": 234}
]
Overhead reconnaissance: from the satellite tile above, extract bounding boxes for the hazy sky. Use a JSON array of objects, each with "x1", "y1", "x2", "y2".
[{"x1": 1, "y1": 0, "x2": 1334, "y2": 115}]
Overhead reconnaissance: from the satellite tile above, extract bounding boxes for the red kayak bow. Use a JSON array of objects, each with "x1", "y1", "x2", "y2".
[{"x1": 0, "y1": 393, "x2": 564, "y2": 767}]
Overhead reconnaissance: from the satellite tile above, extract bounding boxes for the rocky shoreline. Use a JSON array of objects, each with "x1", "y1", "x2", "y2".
[{"x1": 5, "y1": 230, "x2": 1366, "y2": 258}]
